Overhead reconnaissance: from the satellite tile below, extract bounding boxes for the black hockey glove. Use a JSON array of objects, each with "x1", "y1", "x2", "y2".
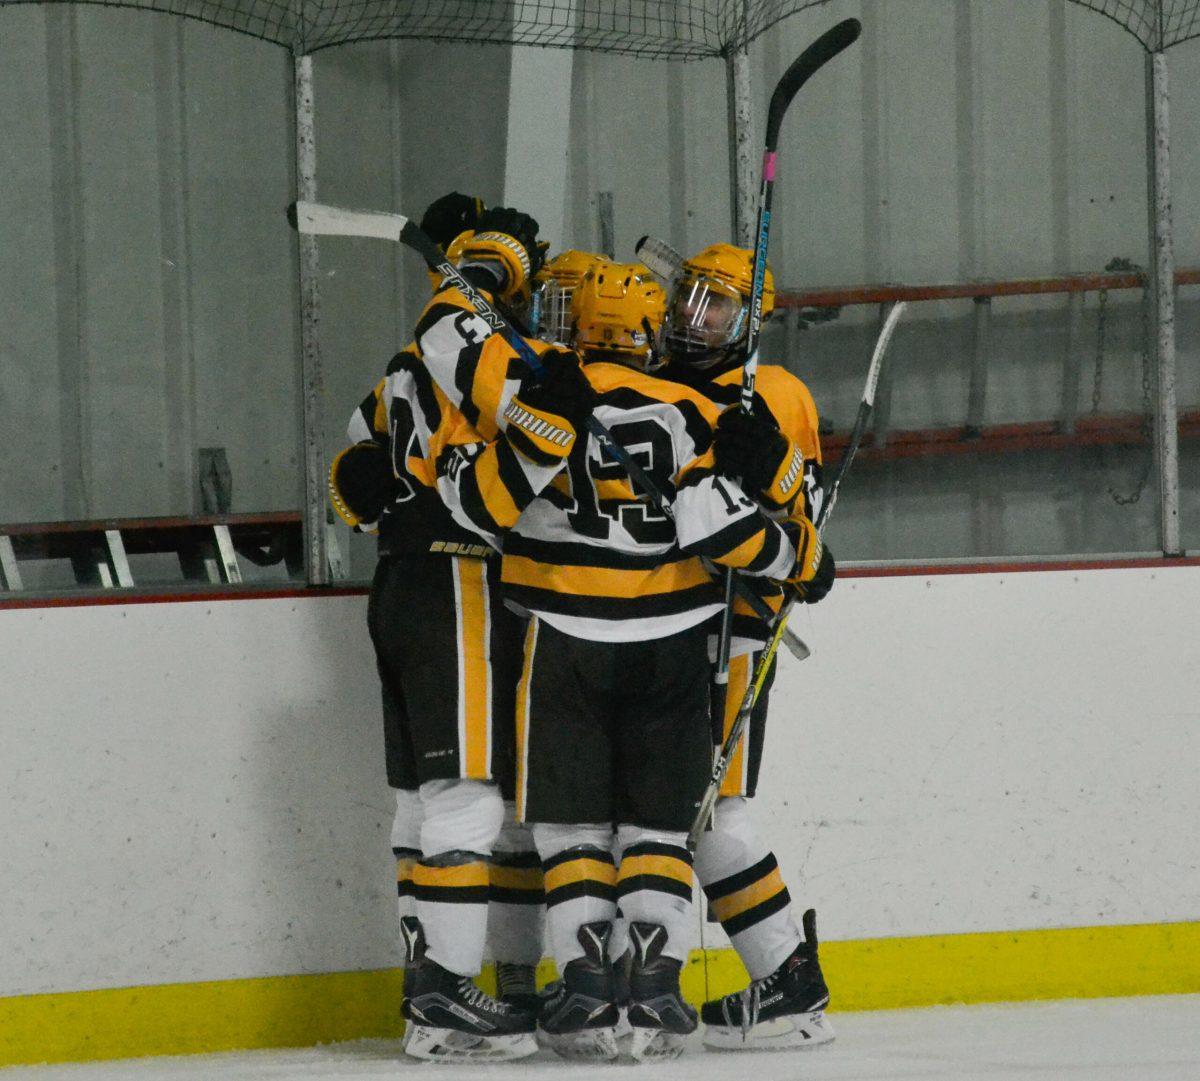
[
  {"x1": 517, "y1": 347, "x2": 596, "y2": 432},
  {"x1": 795, "y1": 544, "x2": 835, "y2": 604},
  {"x1": 474, "y1": 206, "x2": 545, "y2": 277},
  {"x1": 504, "y1": 348, "x2": 596, "y2": 466},
  {"x1": 328, "y1": 441, "x2": 397, "y2": 527},
  {"x1": 714, "y1": 406, "x2": 789, "y2": 494},
  {"x1": 420, "y1": 191, "x2": 485, "y2": 250}
]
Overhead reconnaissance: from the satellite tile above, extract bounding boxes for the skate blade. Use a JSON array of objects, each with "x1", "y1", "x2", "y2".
[
  {"x1": 404, "y1": 1023, "x2": 538, "y2": 1062},
  {"x1": 538, "y1": 1025, "x2": 620, "y2": 1062},
  {"x1": 703, "y1": 1010, "x2": 836, "y2": 1051},
  {"x1": 628, "y1": 1025, "x2": 689, "y2": 1062}
]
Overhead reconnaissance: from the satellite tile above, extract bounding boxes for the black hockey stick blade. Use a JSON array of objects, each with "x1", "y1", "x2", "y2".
[{"x1": 766, "y1": 18, "x2": 861, "y2": 151}]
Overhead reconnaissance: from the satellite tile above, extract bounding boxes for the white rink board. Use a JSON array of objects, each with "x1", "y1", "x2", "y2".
[
  {"x1": 0, "y1": 595, "x2": 393, "y2": 998},
  {"x1": 754, "y1": 563, "x2": 1200, "y2": 944},
  {"x1": 2, "y1": 565, "x2": 1199, "y2": 1000}
]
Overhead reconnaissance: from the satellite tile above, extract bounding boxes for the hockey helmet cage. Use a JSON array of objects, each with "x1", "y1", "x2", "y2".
[
  {"x1": 665, "y1": 243, "x2": 775, "y2": 368},
  {"x1": 569, "y1": 260, "x2": 666, "y2": 370},
  {"x1": 532, "y1": 249, "x2": 604, "y2": 343}
]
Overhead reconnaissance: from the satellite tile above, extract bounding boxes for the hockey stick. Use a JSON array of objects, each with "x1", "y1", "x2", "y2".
[
  {"x1": 288, "y1": 199, "x2": 782, "y2": 626},
  {"x1": 689, "y1": 300, "x2": 906, "y2": 848},
  {"x1": 713, "y1": 17, "x2": 863, "y2": 713},
  {"x1": 635, "y1": 234, "x2": 684, "y2": 287}
]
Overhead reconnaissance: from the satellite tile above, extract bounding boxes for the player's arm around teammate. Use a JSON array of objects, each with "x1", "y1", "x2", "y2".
[
  {"x1": 490, "y1": 261, "x2": 813, "y2": 1063},
  {"x1": 658, "y1": 242, "x2": 836, "y2": 1050}
]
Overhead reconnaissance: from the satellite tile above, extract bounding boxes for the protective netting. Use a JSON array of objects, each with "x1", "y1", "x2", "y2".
[
  {"x1": 3, "y1": 0, "x2": 834, "y2": 57},
  {"x1": 1067, "y1": 0, "x2": 1200, "y2": 49}
]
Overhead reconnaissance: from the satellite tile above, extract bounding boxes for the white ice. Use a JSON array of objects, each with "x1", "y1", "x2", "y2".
[{"x1": 7, "y1": 995, "x2": 1200, "y2": 1081}]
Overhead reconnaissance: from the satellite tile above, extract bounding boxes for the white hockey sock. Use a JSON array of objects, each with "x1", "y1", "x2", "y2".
[
  {"x1": 693, "y1": 797, "x2": 802, "y2": 981},
  {"x1": 488, "y1": 805, "x2": 545, "y2": 966},
  {"x1": 415, "y1": 779, "x2": 504, "y2": 977},
  {"x1": 615, "y1": 826, "x2": 694, "y2": 963},
  {"x1": 533, "y1": 823, "x2": 617, "y2": 968}
]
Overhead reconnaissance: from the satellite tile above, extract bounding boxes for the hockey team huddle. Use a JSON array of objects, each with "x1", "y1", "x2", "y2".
[{"x1": 328, "y1": 193, "x2": 837, "y2": 1063}]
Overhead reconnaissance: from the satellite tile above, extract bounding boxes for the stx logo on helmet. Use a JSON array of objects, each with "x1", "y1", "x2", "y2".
[{"x1": 503, "y1": 401, "x2": 573, "y2": 447}]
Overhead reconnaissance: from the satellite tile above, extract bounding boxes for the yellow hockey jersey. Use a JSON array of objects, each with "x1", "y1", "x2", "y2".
[{"x1": 415, "y1": 286, "x2": 799, "y2": 642}]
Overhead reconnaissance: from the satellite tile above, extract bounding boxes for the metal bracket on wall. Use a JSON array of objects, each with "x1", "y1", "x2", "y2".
[
  {"x1": 198, "y1": 447, "x2": 233, "y2": 514},
  {"x1": 0, "y1": 535, "x2": 22, "y2": 590}
]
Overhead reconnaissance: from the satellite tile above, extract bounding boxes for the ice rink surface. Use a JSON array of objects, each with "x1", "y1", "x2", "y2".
[{"x1": 6, "y1": 995, "x2": 1200, "y2": 1081}]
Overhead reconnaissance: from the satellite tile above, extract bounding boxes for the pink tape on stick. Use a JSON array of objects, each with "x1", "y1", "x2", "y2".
[{"x1": 762, "y1": 152, "x2": 777, "y2": 181}]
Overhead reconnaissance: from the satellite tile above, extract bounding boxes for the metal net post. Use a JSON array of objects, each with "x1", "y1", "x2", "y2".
[
  {"x1": 1144, "y1": 34, "x2": 1182, "y2": 555},
  {"x1": 725, "y1": 38, "x2": 755, "y2": 247},
  {"x1": 293, "y1": 52, "x2": 330, "y2": 584}
]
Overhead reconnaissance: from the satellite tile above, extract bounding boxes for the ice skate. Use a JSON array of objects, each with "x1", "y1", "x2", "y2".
[
  {"x1": 537, "y1": 922, "x2": 621, "y2": 1062},
  {"x1": 496, "y1": 960, "x2": 542, "y2": 1015},
  {"x1": 702, "y1": 908, "x2": 835, "y2": 1050},
  {"x1": 626, "y1": 921, "x2": 697, "y2": 1061},
  {"x1": 404, "y1": 957, "x2": 537, "y2": 1062}
]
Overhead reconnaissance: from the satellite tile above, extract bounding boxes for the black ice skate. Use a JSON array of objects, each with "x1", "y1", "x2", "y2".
[
  {"x1": 399, "y1": 915, "x2": 425, "y2": 1023},
  {"x1": 537, "y1": 921, "x2": 621, "y2": 1062},
  {"x1": 496, "y1": 960, "x2": 542, "y2": 1015},
  {"x1": 701, "y1": 908, "x2": 835, "y2": 1050},
  {"x1": 626, "y1": 921, "x2": 697, "y2": 1061},
  {"x1": 404, "y1": 957, "x2": 537, "y2": 1062}
]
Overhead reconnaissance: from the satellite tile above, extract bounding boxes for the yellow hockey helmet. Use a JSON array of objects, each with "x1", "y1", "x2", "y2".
[
  {"x1": 532, "y1": 249, "x2": 604, "y2": 343},
  {"x1": 426, "y1": 228, "x2": 475, "y2": 293},
  {"x1": 665, "y1": 243, "x2": 775, "y2": 369},
  {"x1": 569, "y1": 260, "x2": 666, "y2": 370}
]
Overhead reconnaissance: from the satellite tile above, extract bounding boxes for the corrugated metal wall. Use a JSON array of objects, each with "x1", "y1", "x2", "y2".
[{"x1": 1, "y1": 0, "x2": 1196, "y2": 567}]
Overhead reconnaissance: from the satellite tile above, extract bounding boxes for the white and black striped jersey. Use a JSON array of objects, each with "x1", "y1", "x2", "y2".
[
  {"x1": 346, "y1": 341, "x2": 562, "y2": 558},
  {"x1": 414, "y1": 286, "x2": 800, "y2": 642}
]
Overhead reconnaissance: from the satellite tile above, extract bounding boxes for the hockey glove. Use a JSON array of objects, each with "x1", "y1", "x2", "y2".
[
  {"x1": 420, "y1": 191, "x2": 485, "y2": 251},
  {"x1": 714, "y1": 406, "x2": 793, "y2": 499},
  {"x1": 503, "y1": 347, "x2": 596, "y2": 466},
  {"x1": 781, "y1": 511, "x2": 834, "y2": 603},
  {"x1": 460, "y1": 207, "x2": 544, "y2": 302},
  {"x1": 328, "y1": 441, "x2": 397, "y2": 529}
]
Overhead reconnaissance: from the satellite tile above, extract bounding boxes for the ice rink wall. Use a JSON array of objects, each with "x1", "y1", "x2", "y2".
[{"x1": 2, "y1": 562, "x2": 1199, "y2": 1066}]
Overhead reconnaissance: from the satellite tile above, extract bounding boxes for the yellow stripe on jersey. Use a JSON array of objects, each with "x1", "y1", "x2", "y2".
[
  {"x1": 503, "y1": 555, "x2": 713, "y2": 598},
  {"x1": 453, "y1": 558, "x2": 491, "y2": 780},
  {"x1": 720, "y1": 652, "x2": 752, "y2": 798},
  {"x1": 720, "y1": 528, "x2": 767, "y2": 570},
  {"x1": 470, "y1": 441, "x2": 522, "y2": 529}
]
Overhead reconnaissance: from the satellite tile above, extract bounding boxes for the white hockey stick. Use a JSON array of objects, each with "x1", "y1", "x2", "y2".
[
  {"x1": 689, "y1": 300, "x2": 907, "y2": 847},
  {"x1": 290, "y1": 200, "x2": 407, "y2": 241},
  {"x1": 635, "y1": 234, "x2": 684, "y2": 287}
]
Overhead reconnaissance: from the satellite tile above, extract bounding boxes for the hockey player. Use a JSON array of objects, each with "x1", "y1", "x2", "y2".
[
  {"x1": 329, "y1": 196, "x2": 571, "y2": 1060},
  {"x1": 414, "y1": 253, "x2": 828, "y2": 1062},
  {"x1": 660, "y1": 242, "x2": 836, "y2": 1050}
]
